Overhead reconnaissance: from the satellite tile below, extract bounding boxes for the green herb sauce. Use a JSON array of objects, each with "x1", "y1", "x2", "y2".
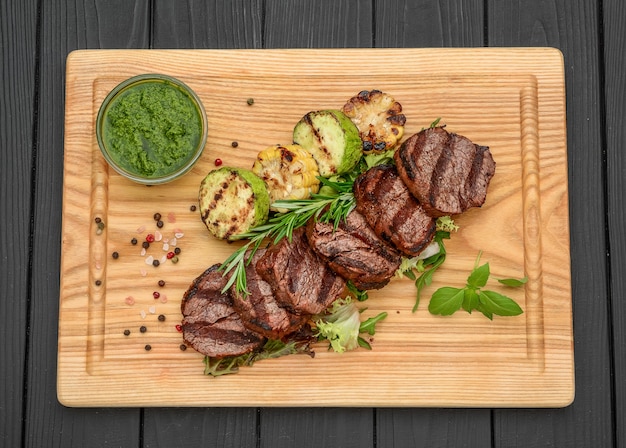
[{"x1": 103, "y1": 80, "x2": 203, "y2": 178}]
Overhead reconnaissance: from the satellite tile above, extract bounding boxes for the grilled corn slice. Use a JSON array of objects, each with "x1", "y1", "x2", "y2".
[
  {"x1": 342, "y1": 90, "x2": 406, "y2": 154},
  {"x1": 199, "y1": 167, "x2": 270, "y2": 240},
  {"x1": 252, "y1": 144, "x2": 321, "y2": 211},
  {"x1": 293, "y1": 109, "x2": 362, "y2": 177}
]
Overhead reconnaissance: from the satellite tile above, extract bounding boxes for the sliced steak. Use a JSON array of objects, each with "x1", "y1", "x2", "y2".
[
  {"x1": 394, "y1": 126, "x2": 496, "y2": 217},
  {"x1": 230, "y1": 249, "x2": 308, "y2": 340},
  {"x1": 181, "y1": 264, "x2": 265, "y2": 358},
  {"x1": 256, "y1": 227, "x2": 347, "y2": 315},
  {"x1": 306, "y1": 209, "x2": 402, "y2": 290},
  {"x1": 353, "y1": 164, "x2": 436, "y2": 257}
]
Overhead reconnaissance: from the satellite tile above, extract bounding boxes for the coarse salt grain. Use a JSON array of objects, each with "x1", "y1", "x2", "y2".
[
  {"x1": 168, "y1": 212, "x2": 176, "y2": 223},
  {"x1": 149, "y1": 305, "x2": 156, "y2": 314},
  {"x1": 169, "y1": 238, "x2": 177, "y2": 247},
  {"x1": 140, "y1": 309, "x2": 147, "y2": 319},
  {"x1": 162, "y1": 243, "x2": 169, "y2": 251},
  {"x1": 160, "y1": 294, "x2": 168, "y2": 303},
  {"x1": 125, "y1": 296, "x2": 135, "y2": 305},
  {"x1": 174, "y1": 231, "x2": 184, "y2": 239},
  {"x1": 140, "y1": 247, "x2": 146, "y2": 256},
  {"x1": 140, "y1": 269, "x2": 147, "y2": 277},
  {"x1": 137, "y1": 225, "x2": 146, "y2": 233},
  {"x1": 155, "y1": 231, "x2": 163, "y2": 242},
  {"x1": 145, "y1": 255, "x2": 154, "y2": 265},
  {"x1": 160, "y1": 255, "x2": 167, "y2": 264}
]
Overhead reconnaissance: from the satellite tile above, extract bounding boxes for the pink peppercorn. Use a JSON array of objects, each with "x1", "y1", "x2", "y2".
[
  {"x1": 214, "y1": 158, "x2": 223, "y2": 166},
  {"x1": 175, "y1": 324, "x2": 182, "y2": 332},
  {"x1": 146, "y1": 234, "x2": 155, "y2": 243},
  {"x1": 153, "y1": 291, "x2": 160, "y2": 299}
]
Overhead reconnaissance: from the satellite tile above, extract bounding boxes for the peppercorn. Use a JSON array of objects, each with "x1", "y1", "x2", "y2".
[
  {"x1": 156, "y1": 220, "x2": 164, "y2": 228},
  {"x1": 112, "y1": 251, "x2": 119, "y2": 259},
  {"x1": 158, "y1": 280, "x2": 165, "y2": 287},
  {"x1": 179, "y1": 344, "x2": 187, "y2": 351},
  {"x1": 190, "y1": 205, "x2": 197, "y2": 212},
  {"x1": 152, "y1": 259, "x2": 160, "y2": 267},
  {"x1": 171, "y1": 256, "x2": 179, "y2": 264},
  {"x1": 140, "y1": 326, "x2": 147, "y2": 333},
  {"x1": 145, "y1": 344, "x2": 152, "y2": 351},
  {"x1": 214, "y1": 158, "x2": 223, "y2": 167},
  {"x1": 95, "y1": 217, "x2": 102, "y2": 224},
  {"x1": 246, "y1": 98, "x2": 254, "y2": 105},
  {"x1": 166, "y1": 251, "x2": 175, "y2": 259},
  {"x1": 123, "y1": 329, "x2": 130, "y2": 336},
  {"x1": 142, "y1": 241, "x2": 150, "y2": 249},
  {"x1": 95, "y1": 279, "x2": 102, "y2": 286},
  {"x1": 158, "y1": 314, "x2": 166, "y2": 322},
  {"x1": 131, "y1": 237, "x2": 138, "y2": 245},
  {"x1": 153, "y1": 291, "x2": 160, "y2": 299},
  {"x1": 175, "y1": 324, "x2": 182, "y2": 332},
  {"x1": 153, "y1": 212, "x2": 162, "y2": 221},
  {"x1": 146, "y1": 234, "x2": 155, "y2": 243},
  {"x1": 174, "y1": 247, "x2": 181, "y2": 255},
  {"x1": 231, "y1": 141, "x2": 239, "y2": 148}
]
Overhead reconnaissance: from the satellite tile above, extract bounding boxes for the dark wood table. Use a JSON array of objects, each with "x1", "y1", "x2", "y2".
[{"x1": 2, "y1": 1, "x2": 623, "y2": 446}]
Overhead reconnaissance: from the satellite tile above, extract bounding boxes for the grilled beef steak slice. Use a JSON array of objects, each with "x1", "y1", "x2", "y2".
[
  {"x1": 256, "y1": 227, "x2": 347, "y2": 315},
  {"x1": 181, "y1": 264, "x2": 265, "y2": 358},
  {"x1": 353, "y1": 164, "x2": 436, "y2": 257},
  {"x1": 231, "y1": 249, "x2": 308, "y2": 339},
  {"x1": 306, "y1": 209, "x2": 401, "y2": 290},
  {"x1": 394, "y1": 126, "x2": 496, "y2": 217}
]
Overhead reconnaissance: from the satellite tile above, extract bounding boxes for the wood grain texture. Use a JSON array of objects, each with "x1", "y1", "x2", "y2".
[
  {"x1": 58, "y1": 48, "x2": 572, "y2": 409},
  {"x1": 23, "y1": 1, "x2": 150, "y2": 448},
  {"x1": 373, "y1": 3, "x2": 489, "y2": 447},
  {"x1": 488, "y1": 1, "x2": 613, "y2": 447},
  {"x1": 604, "y1": 0, "x2": 626, "y2": 447},
  {"x1": 0, "y1": 1, "x2": 37, "y2": 446}
]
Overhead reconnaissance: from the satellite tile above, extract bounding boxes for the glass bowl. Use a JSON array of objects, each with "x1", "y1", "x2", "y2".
[{"x1": 96, "y1": 74, "x2": 207, "y2": 185}]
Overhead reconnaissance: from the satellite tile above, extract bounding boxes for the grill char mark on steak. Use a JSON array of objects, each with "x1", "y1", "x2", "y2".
[
  {"x1": 230, "y1": 249, "x2": 308, "y2": 340},
  {"x1": 256, "y1": 227, "x2": 347, "y2": 315},
  {"x1": 394, "y1": 126, "x2": 496, "y2": 217},
  {"x1": 353, "y1": 164, "x2": 436, "y2": 257},
  {"x1": 306, "y1": 209, "x2": 402, "y2": 290},
  {"x1": 181, "y1": 264, "x2": 265, "y2": 358}
]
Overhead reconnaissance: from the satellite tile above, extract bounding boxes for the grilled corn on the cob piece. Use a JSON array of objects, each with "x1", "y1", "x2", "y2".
[
  {"x1": 252, "y1": 144, "x2": 321, "y2": 211},
  {"x1": 342, "y1": 90, "x2": 406, "y2": 154}
]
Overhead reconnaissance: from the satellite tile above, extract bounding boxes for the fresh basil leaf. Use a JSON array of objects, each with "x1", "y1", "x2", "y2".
[
  {"x1": 476, "y1": 302, "x2": 494, "y2": 320},
  {"x1": 462, "y1": 288, "x2": 479, "y2": 313},
  {"x1": 497, "y1": 276, "x2": 528, "y2": 287},
  {"x1": 478, "y1": 290, "x2": 524, "y2": 316},
  {"x1": 428, "y1": 287, "x2": 465, "y2": 315},
  {"x1": 467, "y1": 262, "x2": 490, "y2": 289}
]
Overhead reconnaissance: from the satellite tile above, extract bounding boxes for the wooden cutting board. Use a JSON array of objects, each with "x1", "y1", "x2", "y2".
[{"x1": 59, "y1": 48, "x2": 573, "y2": 407}]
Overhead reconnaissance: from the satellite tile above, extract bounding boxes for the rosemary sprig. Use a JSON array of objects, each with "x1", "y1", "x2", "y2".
[{"x1": 219, "y1": 178, "x2": 356, "y2": 295}]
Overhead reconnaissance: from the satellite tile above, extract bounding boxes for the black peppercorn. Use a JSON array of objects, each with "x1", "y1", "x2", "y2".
[
  {"x1": 158, "y1": 314, "x2": 166, "y2": 322},
  {"x1": 95, "y1": 279, "x2": 102, "y2": 286},
  {"x1": 142, "y1": 241, "x2": 150, "y2": 249},
  {"x1": 145, "y1": 344, "x2": 151, "y2": 351},
  {"x1": 112, "y1": 251, "x2": 119, "y2": 259},
  {"x1": 131, "y1": 237, "x2": 138, "y2": 245},
  {"x1": 174, "y1": 247, "x2": 181, "y2": 255},
  {"x1": 179, "y1": 344, "x2": 187, "y2": 351},
  {"x1": 156, "y1": 220, "x2": 164, "y2": 228},
  {"x1": 190, "y1": 205, "x2": 197, "y2": 212},
  {"x1": 152, "y1": 259, "x2": 160, "y2": 267},
  {"x1": 123, "y1": 329, "x2": 130, "y2": 336},
  {"x1": 140, "y1": 326, "x2": 147, "y2": 333},
  {"x1": 231, "y1": 141, "x2": 239, "y2": 148},
  {"x1": 153, "y1": 213, "x2": 161, "y2": 221},
  {"x1": 158, "y1": 280, "x2": 165, "y2": 287}
]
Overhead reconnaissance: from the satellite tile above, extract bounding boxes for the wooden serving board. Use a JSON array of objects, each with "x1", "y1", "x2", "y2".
[{"x1": 59, "y1": 48, "x2": 573, "y2": 407}]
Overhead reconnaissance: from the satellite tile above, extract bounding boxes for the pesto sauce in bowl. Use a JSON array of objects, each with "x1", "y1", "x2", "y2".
[{"x1": 96, "y1": 74, "x2": 207, "y2": 184}]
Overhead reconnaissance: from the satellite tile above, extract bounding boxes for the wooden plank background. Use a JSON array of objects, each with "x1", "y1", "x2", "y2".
[{"x1": 2, "y1": 0, "x2": 622, "y2": 447}]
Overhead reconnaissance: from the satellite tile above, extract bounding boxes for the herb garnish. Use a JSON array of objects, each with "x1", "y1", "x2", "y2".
[{"x1": 428, "y1": 251, "x2": 525, "y2": 319}]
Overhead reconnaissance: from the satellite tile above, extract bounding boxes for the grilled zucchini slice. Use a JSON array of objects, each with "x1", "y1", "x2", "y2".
[
  {"x1": 342, "y1": 90, "x2": 406, "y2": 154},
  {"x1": 199, "y1": 167, "x2": 270, "y2": 240},
  {"x1": 251, "y1": 144, "x2": 321, "y2": 211},
  {"x1": 292, "y1": 109, "x2": 362, "y2": 177}
]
